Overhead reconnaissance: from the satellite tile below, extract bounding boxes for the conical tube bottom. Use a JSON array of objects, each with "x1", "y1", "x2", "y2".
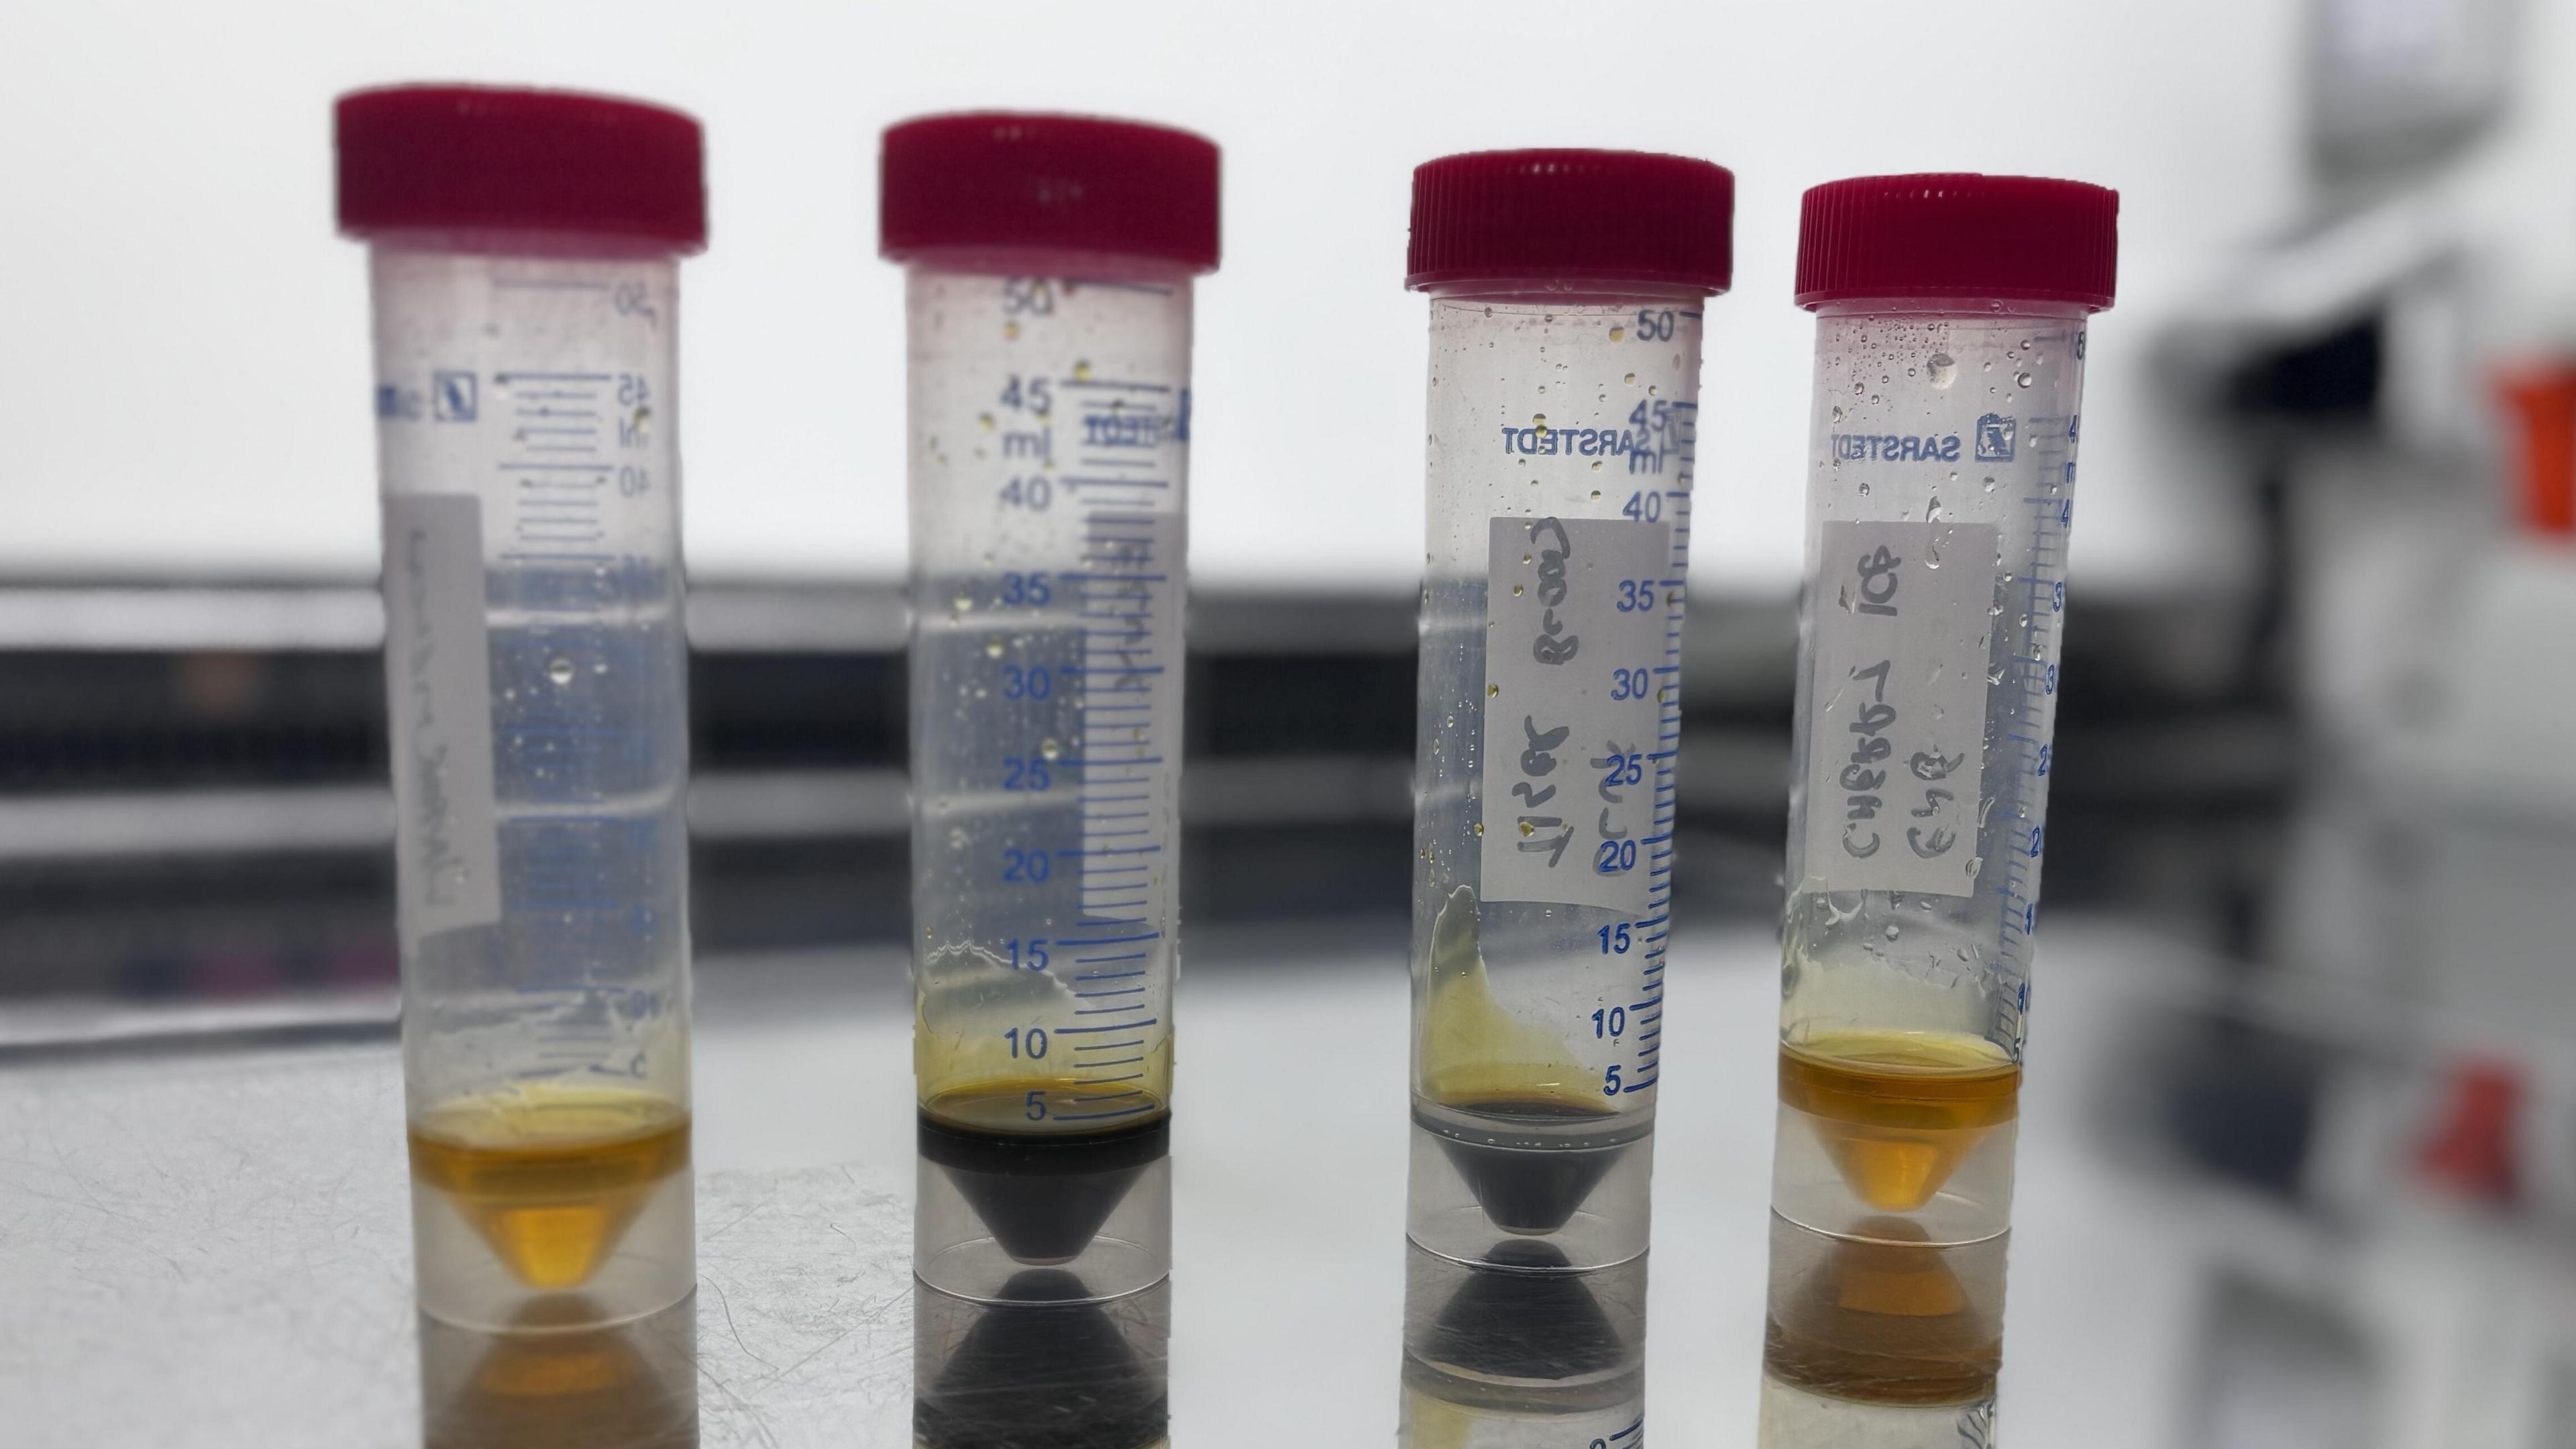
[
  {"x1": 915, "y1": 1113, "x2": 1171, "y2": 1302},
  {"x1": 408, "y1": 1085, "x2": 694, "y2": 1330}
]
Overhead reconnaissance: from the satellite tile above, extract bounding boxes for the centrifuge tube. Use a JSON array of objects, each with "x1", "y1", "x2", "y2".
[
  {"x1": 1403, "y1": 150, "x2": 1735, "y2": 1269},
  {"x1": 338, "y1": 85, "x2": 708, "y2": 1330},
  {"x1": 1758, "y1": 174, "x2": 2118, "y2": 1445},
  {"x1": 883, "y1": 113, "x2": 1219, "y2": 1304}
]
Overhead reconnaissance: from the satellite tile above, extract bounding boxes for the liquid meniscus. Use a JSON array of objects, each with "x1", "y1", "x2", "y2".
[
  {"x1": 408, "y1": 1083, "x2": 690, "y2": 1292},
  {"x1": 1778, "y1": 1030, "x2": 2019, "y2": 1213}
]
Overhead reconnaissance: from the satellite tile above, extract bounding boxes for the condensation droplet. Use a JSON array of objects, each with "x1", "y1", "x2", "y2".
[{"x1": 2016, "y1": 372, "x2": 2034, "y2": 388}]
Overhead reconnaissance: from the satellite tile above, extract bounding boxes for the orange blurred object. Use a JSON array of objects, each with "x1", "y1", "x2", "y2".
[
  {"x1": 2415, "y1": 1058, "x2": 2522, "y2": 1206},
  {"x1": 2496, "y1": 364, "x2": 2576, "y2": 537}
]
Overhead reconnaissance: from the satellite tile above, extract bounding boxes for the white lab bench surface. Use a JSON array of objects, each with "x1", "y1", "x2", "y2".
[{"x1": 1, "y1": 918, "x2": 2206, "y2": 1448}]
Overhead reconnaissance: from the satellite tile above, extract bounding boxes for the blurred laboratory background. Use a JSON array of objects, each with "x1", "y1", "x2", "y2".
[{"x1": 5, "y1": 0, "x2": 2576, "y2": 1446}]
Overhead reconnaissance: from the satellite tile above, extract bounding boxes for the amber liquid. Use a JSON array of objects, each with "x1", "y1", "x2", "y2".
[
  {"x1": 922, "y1": 1077, "x2": 1169, "y2": 1136},
  {"x1": 408, "y1": 1085, "x2": 691, "y2": 1291},
  {"x1": 1779, "y1": 1031, "x2": 2019, "y2": 1212}
]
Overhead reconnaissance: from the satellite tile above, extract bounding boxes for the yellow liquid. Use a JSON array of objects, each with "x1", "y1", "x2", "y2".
[
  {"x1": 914, "y1": 960, "x2": 1173, "y2": 1134},
  {"x1": 1780, "y1": 1031, "x2": 2019, "y2": 1212},
  {"x1": 923, "y1": 1075, "x2": 1171, "y2": 1135},
  {"x1": 408, "y1": 1084, "x2": 691, "y2": 1291},
  {"x1": 1764, "y1": 1216, "x2": 2002, "y2": 1406},
  {"x1": 1416, "y1": 885, "x2": 1595, "y2": 1109}
]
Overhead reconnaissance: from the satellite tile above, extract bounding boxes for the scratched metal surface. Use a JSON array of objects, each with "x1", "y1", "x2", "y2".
[{"x1": 0, "y1": 927, "x2": 2196, "y2": 1448}]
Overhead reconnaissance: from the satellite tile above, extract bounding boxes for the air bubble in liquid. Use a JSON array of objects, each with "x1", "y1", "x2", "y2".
[
  {"x1": 547, "y1": 657, "x2": 576, "y2": 686},
  {"x1": 2015, "y1": 372, "x2": 2033, "y2": 389},
  {"x1": 984, "y1": 639, "x2": 1005, "y2": 658},
  {"x1": 1038, "y1": 739, "x2": 1061, "y2": 761}
]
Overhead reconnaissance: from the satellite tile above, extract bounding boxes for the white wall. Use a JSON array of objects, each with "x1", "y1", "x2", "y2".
[{"x1": 0, "y1": 0, "x2": 2311, "y2": 592}]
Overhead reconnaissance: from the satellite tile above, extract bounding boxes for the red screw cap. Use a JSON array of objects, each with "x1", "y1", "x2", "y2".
[
  {"x1": 1407, "y1": 149, "x2": 1735, "y2": 293},
  {"x1": 1795, "y1": 174, "x2": 2116, "y2": 311},
  {"x1": 880, "y1": 113, "x2": 1221, "y2": 273},
  {"x1": 335, "y1": 85, "x2": 706, "y2": 252}
]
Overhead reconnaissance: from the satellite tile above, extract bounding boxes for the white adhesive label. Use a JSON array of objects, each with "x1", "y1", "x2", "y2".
[
  {"x1": 1801, "y1": 520, "x2": 1998, "y2": 898},
  {"x1": 1479, "y1": 516, "x2": 1674, "y2": 910},
  {"x1": 382, "y1": 494, "x2": 501, "y2": 934}
]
